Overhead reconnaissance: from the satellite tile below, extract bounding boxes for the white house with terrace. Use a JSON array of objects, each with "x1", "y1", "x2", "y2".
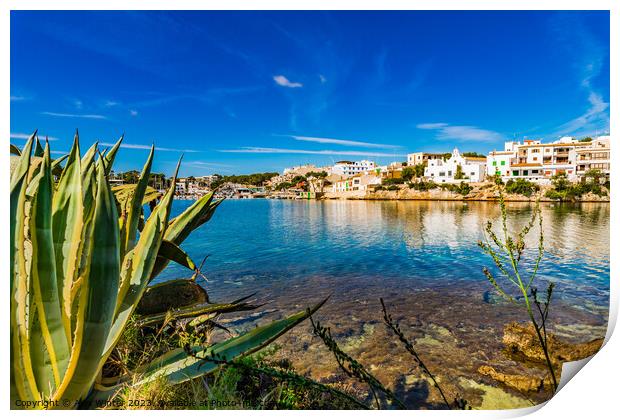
[
  {"x1": 424, "y1": 148, "x2": 487, "y2": 183},
  {"x1": 330, "y1": 160, "x2": 376, "y2": 176},
  {"x1": 486, "y1": 136, "x2": 611, "y2": 183}
]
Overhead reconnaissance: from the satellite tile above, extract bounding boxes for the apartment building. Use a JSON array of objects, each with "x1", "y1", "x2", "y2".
[
  {"x1": 407, "y1": 152, "x2": 446, "y2": 166},
  {"x1": 574, "y1": 136, "x2": 610, "y2": 178},
  {"x1": 424, "y1": 148, "x2": 487, "y2": 183},
  {"x1": 487, "y1": 136, "x2": 610, "y2": 182},
  {"x1": 330, "y1": 160, "x2": 376, "y2": 176}
]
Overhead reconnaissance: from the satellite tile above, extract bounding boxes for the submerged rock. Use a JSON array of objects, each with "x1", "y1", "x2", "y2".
[
  {"x1": 458, "y1": 377, "x2": 531, "y2": 410},
  {"x1": 477, "y1": 365, "x2": 550, "y2": 393},
  {"x1": 136, "y1": 279, "x2": 209, "y2": 315},
  {"x1": 503, "y1": 322, "x2": 603, "y2": 363},
  {"x1": 478, "y1": 322, "x2": 604, "y2": 394}
]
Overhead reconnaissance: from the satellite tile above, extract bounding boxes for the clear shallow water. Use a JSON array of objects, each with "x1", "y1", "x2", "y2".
[
  {"x1": 160, "y1": 199, "x2": 609, "y2": 310},
  {"x1": 159, "y1": 199, "x2": 609, "y2": 408}
]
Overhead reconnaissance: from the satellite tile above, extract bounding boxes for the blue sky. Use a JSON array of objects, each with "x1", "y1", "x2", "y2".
[{"x1": 10, "y1": 11, "x2": 610, "y2": 176}]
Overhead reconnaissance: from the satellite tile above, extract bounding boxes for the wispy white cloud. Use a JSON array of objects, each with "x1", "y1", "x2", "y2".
[
  {"x1": 11, "y1": 132, "x2": 58, "y2": 141},
  {"x1": 10, "y1": 95, "x2": 27, "y2": 101},
  {"x1": 548, "y1": 14, "x2": 610, "y2": 136},
  {"x1": 129, "y1": 109, "x2": 138, "y2": 117},
  {"x1": 104, "y1": 100, "x2": 119, "y2": 107},
  {"x1": 280, "y1": 134, "x2": 399, "y2": 149},
  {"x1": 100, "y1": 142, "x2": 200, "y2": 153},
  {"x1": 42, "y1": 111, "x2": 107, "y2": 120},
  {"x1": 273, "y1": 75, "x2": 303, "y2": 88},
  {"x1": 128, "y1": 86, "x2": 262, "y2": 108},
  {"x1": 554, "y1": 92, "x2": 609, "y2": 136},
  {"x1": 319, "y1": 74, "x2": 327, "y2": 84},
  {"x1": 219, "y1": 147, "x2": 403, "y2": 157},
  {"x1": 416, "y1": 123, "x2": 449, "y2": 130},
  {"x1": 417, "y1": 123, "x2": 503, "y2": 142},
  {"x1": 74, "y1": 99, "x2": 83, "y2": 109}
]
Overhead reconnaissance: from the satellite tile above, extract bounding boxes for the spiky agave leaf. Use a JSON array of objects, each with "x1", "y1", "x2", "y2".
[
  {"x1": 150, "y1": 192, "x2": 223, "y2": 279},
  {"x1": 11, "y1": 143, "x2": 22, "y2": 156},
  {"x1": 27, "y1": 143, "x2": 71, "y2": 394},
  {"x1": 51, "y1": 133, "x2": 83, "y2": 346},
  {"x1": 129, "y1": 297, "x2": 327, "y2": 387},
  {"x1": 54, "y1": 153, "x2": 121, "y2": 404},
  {"x1": 157, "y1": 240, "x2": 196, "y2": 271},
  {"x1": 10, "y1": 133, "x2": 38, "y2": 404},
  {"x1": 112, "y1": 184, "x2": 161, "y2": 208},
  {"x1": 34, "y1": 135, "x2": 44, "y2": 157},
  {"x1": 134, "y1": 297, "x2": 259, "y2": 328},
  {"x1": 119, "y1": 145, "x2": 154, "y2": 257},
  {"x1": 101, "y1": 134, "x2": 123, "y2": 176},
  {"x1": 105, "y1": 159, "x2": 181, "y2": 361}
]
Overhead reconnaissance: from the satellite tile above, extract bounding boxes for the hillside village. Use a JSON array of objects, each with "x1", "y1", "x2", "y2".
[{"x1": 109, "y1": 135, "x2": 610, "y2": 202}]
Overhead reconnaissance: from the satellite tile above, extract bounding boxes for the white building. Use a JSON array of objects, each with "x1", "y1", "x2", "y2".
[
  {"x1": 487, "y1": 136, "x2": 610, "y2": 183},
  {"x1": 424, "y1": 148, "x2": 486, "y2": 183},
  {"x1": 487, "y1": 149, "x2": 516, "y2": 179},
  {"x1": 331, "y1": 172, "x2": 382, "y2": 192},
  {"x1": 330, "y1": 160, "x2": 376, "y2": 176},
  {"x1": 574, "y1": 136, "x2": 610, "y2": 178},
  {"x1": 407, "y1": 152, "x2": 446, "y2": 167}
]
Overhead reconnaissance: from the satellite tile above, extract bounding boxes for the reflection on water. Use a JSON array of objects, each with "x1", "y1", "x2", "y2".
[
  {"x1": 163, "y1": 199, "x2": 609, "y2": 310},
  {"x1": 160, "y1": 199, "x2": 609, "y2": 408}
]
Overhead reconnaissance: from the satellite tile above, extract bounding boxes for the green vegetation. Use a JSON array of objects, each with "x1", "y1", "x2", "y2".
[
  {"x1": 382, "y1": 177, "x2": 403, "y2": 186},
  {"x1": 10, "y1": 131, "x2": 324, "y2": 409},
  {"x1": 376, "y1": 178, "x2": 403, "y2": 191},
  {"x1": 455, "y1": 164, "x2": 465, "y2": 180},
  {"x1": 408, "y1": 180, "x2": 438, "y2": 191},
  {"x1": 441, "y1": 182, "x2": 472, "y2": 195},
  {"x1": 402, "y1": 164, "x2": 425, "y2": 181},
  {"x1": 211, "y1": 172, "x2": 279, "y2": 189},
  {"x1": 504, "y1": 179, "x2": 539, "y2": 197},
  {"x1": 462, "y1": 152, "x2": 486, "y2": 158},
  {"x1": 107, "y1": 320, "x2": 360, "y2": 410},
  {"x1": 375, "y1": 184, "x2": 400, "y2": 191},
  {"x1": 478, "y1": 194, "x2": 558, "y2": 391},
  {"x1": 544, "y1": 173, "x2": 607, "y2": 201},
  {"x1": 306, "y1": 170, "x2": 328, "y2": 179},
  {"x1": 274, "y1": 175, "x2": 308, "y2": 191}
]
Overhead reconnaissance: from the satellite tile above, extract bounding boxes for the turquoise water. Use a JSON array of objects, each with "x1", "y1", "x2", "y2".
[
  {"x1": 159, "y1": 198, "x2": 609, "y2": 407},
  {"x1": 160, "y1": 199, "x2": 609, "y2": 311}
]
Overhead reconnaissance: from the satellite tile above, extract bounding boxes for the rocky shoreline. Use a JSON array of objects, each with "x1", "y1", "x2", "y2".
[{"x1": 322, "y1": 183, "x2": 610, "y2": 203}]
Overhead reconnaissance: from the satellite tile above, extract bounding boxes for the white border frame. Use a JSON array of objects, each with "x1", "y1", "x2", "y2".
[{"x1": 2, "y1": 2, "x2": 617, "y2": 419}]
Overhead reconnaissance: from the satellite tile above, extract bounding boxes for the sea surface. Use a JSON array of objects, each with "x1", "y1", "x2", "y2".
[{"x1": 159, "y1": 199, "x2": 610, "y2": 408}]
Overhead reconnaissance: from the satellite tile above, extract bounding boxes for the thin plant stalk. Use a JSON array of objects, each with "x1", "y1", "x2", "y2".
[
  {"x1": 478, "y1": 193, "x2": 558, "y2": 390},
  {"x1": 380, "y1": 298, "x2": 452, "y2": 409},
  {"x1": 310, "y1": 317, "x2": 407, "y2": 409}
]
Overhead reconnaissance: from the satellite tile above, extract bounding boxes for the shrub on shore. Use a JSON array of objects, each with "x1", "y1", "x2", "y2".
[
  {"x1": 505, "y1": 179, "x2": 539, "y2": 197},
  {"x1": 407, "y1": 180, "x2": 438, "y2": 191},
  {"x1": 440, "y1": 182, "x2": 473, "y2": 196},
  {"x1": 544, "y1": 173, "x2": 608, "y2": 201},
  {"x1": 382, "y1": 177, "x2": 403, "y2": 186}
]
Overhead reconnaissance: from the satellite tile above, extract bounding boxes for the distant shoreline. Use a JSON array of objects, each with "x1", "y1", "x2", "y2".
[{"x1": 172, "y1": 195, "x2": 609, "y2": 204}]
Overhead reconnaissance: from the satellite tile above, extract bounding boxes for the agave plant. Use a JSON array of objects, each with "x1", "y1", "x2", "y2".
[{"x1": 10, "y1": 131, "x2": 324, "y2": 409}]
